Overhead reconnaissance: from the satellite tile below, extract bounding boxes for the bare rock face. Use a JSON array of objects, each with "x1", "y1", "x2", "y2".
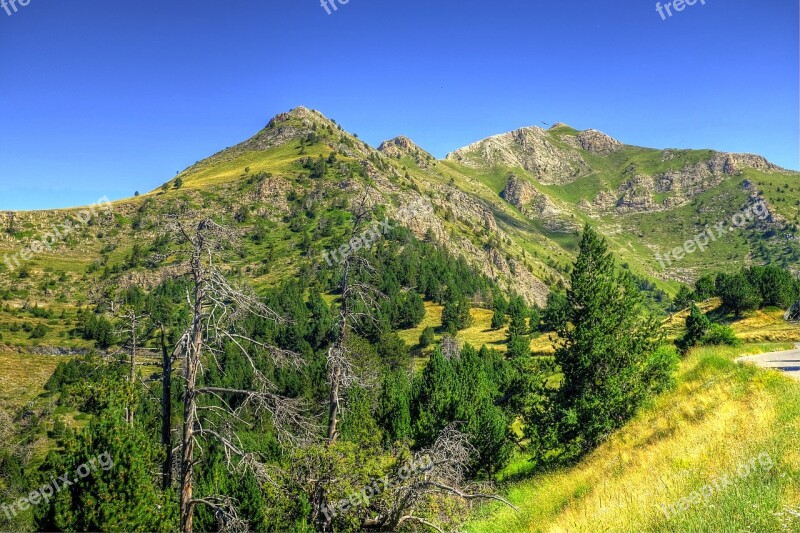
[
  {"x1": 577, "y1": 129, "x2": 623, "y2": 155},
  {"x1": 500, "y1": 175, "x2": 574, "y2": 231},
  {"x1": 727, "y1": 153, "x2": 781, "y2": 173},
  {"x1": 446, "y1": 127, "x2": 589, "y2": 185},
  {"x1": 378, "y1": 136, "x2": 434, "y2": 168},
  {"x1": 592, "y1": 190, "x2": 617, "y2": 209},
  {"x1": 485, "y1": 248, "x2": 550, "y2": 306},
  {"x1": 249, "y1": 175, "x2": 293, "y2": 216},
  {"x1": 244, "y1": 107, "x2": 326, "y2": 151},
  {"x1": 616, "y1": 175, "x2": 656, "y2": 213},
  {"x1": 500, "y1": 174, "x2": 537, "y2": 208},
  {"x1": 440, "y1": 186, "x2": 499, "y2": 234}
]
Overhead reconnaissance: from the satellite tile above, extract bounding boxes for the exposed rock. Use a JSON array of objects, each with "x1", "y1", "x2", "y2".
[
  {"x1": 616, "y1": 175, "x2": 656, "y2": 213},
  {"x1": 249, "y1": 175, "x2": 293, "y2": 216},
  {"x1": 446, "y1": 126, "x2": 589, "y2": 185},
  {"x1": 500, "y1": 175, "x2": 573, "y2": 231},
  {"x1": 786, "y1": 300, "x2": 800, "y2": 322},
  {"x1": 377, "y1": 136, "x2": 433, "y2": 169},
  {"x1": 440, "y1": 186, "x2": 499, "y2": 234},
  {"x1": 592, "y1": 190, "x2": 617, "y2": 208},
  {"x1": 577, "y1": 129, "x2": 623, "y2": 155},
  {"x1": 500, "y1": 175, "x2": 537, "y2": 208}
]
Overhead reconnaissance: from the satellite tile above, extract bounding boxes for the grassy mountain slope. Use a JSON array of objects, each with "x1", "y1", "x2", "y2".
[
  {"x1": 465, "y1": 341, "x2": 800, "y2": 533},
  {"x1": 0, "y1": 107, "x2": 797, "y2": 355}
]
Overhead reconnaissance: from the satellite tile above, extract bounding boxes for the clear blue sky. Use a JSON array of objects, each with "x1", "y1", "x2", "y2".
[{"x1": 0, "y1": 0, "x2": 797, "y2": 210}]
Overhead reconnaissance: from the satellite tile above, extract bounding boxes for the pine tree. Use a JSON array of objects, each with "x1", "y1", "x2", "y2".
[
  {"x1": 548, "y1": 225, "x2": 667, "y2": 457},
  {"x1": 490, "y1": 293, "x2": 508, "y2": 330},
  {"x1": 441, "y1": 287, "x2": 471, "y2": 335},
  {"x1": 693, "y1": 274, "x2": 715, "y2": 301},
  {"x1": 716, "y1": 272, "x2": 761, "y2": 316},
  {"x1": 677, "y1": 303, "x2": 711, "y2": 353},
  {"x1": 34, "y1": 408, "x2": 178, "y2": 532}
]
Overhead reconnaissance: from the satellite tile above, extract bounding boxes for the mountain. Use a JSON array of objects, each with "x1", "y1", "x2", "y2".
[{"x1": 0, "y1": 107, "x2": 798, "y2": 326}]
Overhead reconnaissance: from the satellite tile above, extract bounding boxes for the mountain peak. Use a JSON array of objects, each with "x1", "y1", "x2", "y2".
[
  {"x1": 267, "y1": 106, "x2": 334, "y2": 129},
  {"x1": 378, "y1": 136, "x2": 434, "y2": 167},
  {"x1": 575, "y1": 129, "x2": 623, "y2": 155},
  {"x1": 378, "y1": 136, "x2": 430, "y2": 157}
]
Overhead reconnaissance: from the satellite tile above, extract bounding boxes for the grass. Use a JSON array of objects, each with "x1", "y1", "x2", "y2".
[
  {"x1": 0, "y1": 352, "x2": 64, "y2": 411},
  {"x1": 464, "y1": 342, "x2": 800, "y2": 533},
  {"x1": 663, "y1": 298, "x2": 800, "y2": 344},
  {"x1": 396, "y1": 301, "x2": 556, "y2": 356}
]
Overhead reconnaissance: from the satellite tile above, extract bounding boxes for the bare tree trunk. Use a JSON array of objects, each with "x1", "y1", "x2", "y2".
[
  {"x1": 126, "y1": 313, "x2": 137, "y2": 424},
  {"x1": 326, "y1": 364, "x2": 341, "y2": 442},
  {"x1": 160, "y1": 324, "x2": 173, "y2": 491},
  {"x1": 326, "y1": 261, "x2": 350, "y2": 446},
  {"x1": 181, "y1": 255, "x2": 204, "y2": 533}
]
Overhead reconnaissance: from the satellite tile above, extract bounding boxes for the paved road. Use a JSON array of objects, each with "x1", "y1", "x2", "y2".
[{"x1": 736, "y1": 343, "x2": 800, "y2": 381}]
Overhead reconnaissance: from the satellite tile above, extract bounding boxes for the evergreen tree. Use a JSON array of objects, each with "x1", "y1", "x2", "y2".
[
  {"x1": 377, "y1": 370, "x2": 412, "y2": 443},
  {"x1": 411, "y1": 345, "x2": 512, "y2": 475},
  {"x1": 34, "y1": 408, "x2": 177, "y2": 532},
  {"x1": 676, "y1": 303, "x2": 711, "y2": 354},
  {"x1": 716, "y1": 272, "x2": 761, "y2": 316},
  {"x1": 491, "y1": 293, "x2": 508, "y2": 330},
  {"x1": 541, "y1": 291, "x2": 568, "y2": 332},
  {"x1": 694, "y1": 274, "x2": 716, "y2": 301},
  {"x1": 441, "y1": 287, "x2": 471, "y2": 335},
  {"x1": 544, "y1": 226, "x2": 669, "y2": 457},
  {"x1": 672, "y1": 285, "x2": 693, "y2": 311}
]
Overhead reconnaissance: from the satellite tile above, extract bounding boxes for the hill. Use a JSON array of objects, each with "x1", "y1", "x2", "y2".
[
  {"x1": 0, "y1": 108, "x2": 797, "y2": 348},
  {"x1": 465, "y1": 342, "x2": 800, "y2": 533}
]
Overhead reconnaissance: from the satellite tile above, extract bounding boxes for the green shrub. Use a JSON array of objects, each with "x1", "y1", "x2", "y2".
[
  {"x1": 702, "y1": 323, "x2": 740, "y2": 347},
  {"x1": 419, "y1": 326, "x2": 435, "y2": 348}
]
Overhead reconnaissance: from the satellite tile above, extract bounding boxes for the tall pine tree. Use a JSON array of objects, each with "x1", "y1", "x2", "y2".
[{"x1": 546, "y1": 225, "x2": 670, "y2": 457}]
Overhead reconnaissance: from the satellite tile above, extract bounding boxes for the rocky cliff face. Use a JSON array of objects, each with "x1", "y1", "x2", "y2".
[
  {"x1": 560, "y1": 129, "x2": 623, "y2": 155},
  {"x1": 500, "y1": 175, "x2": 574, "y2": 232},
  {"x1": 446, "y1": 127, "x2": 590, "y2": 185},
  {"x1": 378, "y1": 136, "x2": 434, "y2": 168}
]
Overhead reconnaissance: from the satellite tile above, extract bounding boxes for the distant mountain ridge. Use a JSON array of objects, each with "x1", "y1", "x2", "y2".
[{"x1": 0, "y1": 107, "x2": 797, "y2": 312}]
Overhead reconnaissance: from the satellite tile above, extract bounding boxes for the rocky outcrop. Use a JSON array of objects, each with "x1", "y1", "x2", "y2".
[
  {"x1": 616, "y1": 175, "x2": 657, "y2": 213},
  {"x1": 786, "y1": 301, "x2": 800, "y2": 322},
  {"x1": 577, "y1": 129, "x2": 623, "y2": 155},
  {"x1": 446, "y1": 126, "x2": 590, "y2": 185},
  {"x1": 612, "y1": 152, "x2": 773, "y2": 213},
  {"x1": 500, "y1": 175, "x2": 537, "y2": 208},
  {"x1": 379, "y1": 136, "x2": 429, "y2": 158},
  {"x1": 500, "y1": 175, "x2": 574, "y2": 231}
]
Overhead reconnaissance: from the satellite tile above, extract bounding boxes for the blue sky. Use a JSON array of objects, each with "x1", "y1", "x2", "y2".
[{"x1": 0, "y1": 0, "x2": 797, "y2": 210}]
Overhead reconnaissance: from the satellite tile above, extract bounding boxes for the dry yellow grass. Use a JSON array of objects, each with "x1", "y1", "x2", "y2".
[
  {"x1": 466, "y1": 343, "x2": 800, "y2": 533},
  {"x1": 396, "y1": 301, "x2": 555, "y2": 355},
  {"x1": 0, "y1": 352, "x2": 64, "y2": 410}
]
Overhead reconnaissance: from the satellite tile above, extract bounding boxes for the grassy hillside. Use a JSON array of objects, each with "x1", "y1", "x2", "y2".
[
  {"x1": 2, "y1": 107, "x2": 797, "y2": 336},
  {"x1": 465, "y1": 342, "x2": 800, "y2": 533}
]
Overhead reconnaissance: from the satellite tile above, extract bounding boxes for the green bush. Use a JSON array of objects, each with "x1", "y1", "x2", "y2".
[
  {"x1": 702, "y1": 323, "x2": 740, "y2": 347},
  {"x1": 419, "y1": 326, "x2": 435, "y2": 348}
]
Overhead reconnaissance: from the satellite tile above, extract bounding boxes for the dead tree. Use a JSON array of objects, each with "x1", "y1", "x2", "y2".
[
  {"x1": 116, "y1": 307, "x2": 148, "y2": 424},
  {"x1": 172, "y1": 218, "x2": 313, "y2": 533},
  {"x1": 360, "y1": 425, "x2": 518, "y2": 532},
  {"x1": 326, "y1": 194, "x2": 385, "y2": 445},
  {"x1": 160, "y1": 323, "x2": 175, "y2": 490}
]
